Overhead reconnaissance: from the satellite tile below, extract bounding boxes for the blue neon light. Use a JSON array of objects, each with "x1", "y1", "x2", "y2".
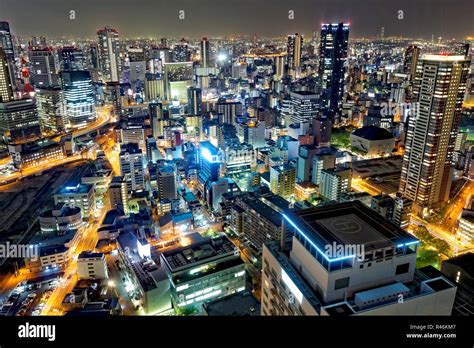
[
  {"x1": 282, "y1": 214, "x2": 355, "y2": 262},
  {"x1": 396, "y1": 241, "x2": 419, "y2": 248}
]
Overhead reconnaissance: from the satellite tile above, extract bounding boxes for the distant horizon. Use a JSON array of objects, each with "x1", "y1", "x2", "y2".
[{"x1": 1, "y1": 0, "x2": 472, "y2": 40}]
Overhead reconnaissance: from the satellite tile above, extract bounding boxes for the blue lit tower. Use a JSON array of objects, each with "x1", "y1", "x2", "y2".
[
  {"x1": 60, "y1": 70, "x2": 96, "y2": 128},
  {"x1": 318, "y1": 23, "x2": 349, "y2": 118}
]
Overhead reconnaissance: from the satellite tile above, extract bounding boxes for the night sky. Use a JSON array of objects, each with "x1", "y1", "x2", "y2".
[{"x1": 0, "y1": 0, "x2": 473, "y2": 39}]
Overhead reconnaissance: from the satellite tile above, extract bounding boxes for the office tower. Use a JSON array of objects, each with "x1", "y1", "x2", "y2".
[
  {"x1": 97, "y1": 26, "x2": 120, "y2": 82},
  {"x1": 187, "y1": 87, "x2": 202, "y2": 115},
  {"x1": 270, "y1": 164, "x2": 296, "y2": 198},
  {"x1": 261, "y1": 201, "x2": 457, "y2": 315},
  {"x1": 0, "y1": 48, "x2": 14, "y2": 102},
  {"x1": 36, "y1": 86, "x2": 66, "y2": 134},
  {"x1": 403, "y1": 45, "x2": 420, "y2": 81},
  {"x1": 118, "y1": 122, "x2": 145, "y2": 152},
  {"x1": 28, "y1": 48, "x2": 60, "y2": 87},
  {"x1": 54, "y1": 183, "x2": 95, "y2": 218},
  {"x1": 160, "y1": 234, "x2": 246, "y2": 310},
  {"x1": 0, "y1": 99, "x2": 41, "y2": 142},
  {"x1": 119, "y1": 143, "x2": 145, "y2": 192},
  {"x1": 197, "y1": 141, "x2": 221, "y2": 196},
  {"x1": 246, "y1": 122, "x2": 266, "y2": 149},
  {"x1": 287, "y1": 91, "x2": 318, "y2": 124},
  {"x1": 319, "y1": 166, "x2": 351, "y2": 201},
  {"x1": 149, "y1": 102, "x2": 163, "y2": 137},
  {"x1": 297, "y1": 145, "x2": 318, "y2": 182},
  {"x1": 399, "y1": 54, "x2": 470, "y2": 214},
  {"x1": 312, "y1": 150, "x2": 336, "y2": 185},
  {"x1": 105, "y1": 81, "x2": 121, "y2": 117},
  {"x1": 144, "y1": 73, "x2": 165, "y2": 101},
  {"x1": 0, "y1": 22, "x2": 15, "y2": 89},
  {"x1": 163, "y1": 62, "x2": 193, "y2": 101},
  {"x1": 318, "y1": 23, "x2": 350, "y2": 117},
  {"x1": 393, "y1": 193, "x2": 413, "y2": 228},
  {"x1": 274, "y1": 54, "x2": 285, "y2": 79},
  {"x1": 89, "y1": 43, "x2": 100, "y2": 70},
  {"x1": 286, "y1": 33, "x2": 303, "y2": 71},
  {"x1": 200, "y1": 37, "x2": 210, "y2": 67},
  {"x1": 58, "y1": 46, "x2": 85, "y2": 71},
  {"x1": 172, "y1": 38, "x2": 191, "y2": 62},
  {"x1": 60, "y1": 70, "x2": 96, "y2": 128},
  {"x1": 364, "y1": 105, "x2": 393, "y2": 129},
  {"x1": 157, "y1": 165, "x2": 177, "y2": 200},
  {"x1": 217, "y1": 98, "x2": 243, "y2": 125},
  {"x1": 109, "y1": 176, "x2": 129, "y2": 213}
]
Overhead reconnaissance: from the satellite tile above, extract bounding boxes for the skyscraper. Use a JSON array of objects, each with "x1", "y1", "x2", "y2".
[
  {"x1": 28, "y1": 48, "x2": 60, "y2": 87},
  {"x1": 157, "y1": 165, "x2": 177, "y2": 200},
  {"x1": 318, "y1": 23, "x2": 350, "y2": 118},
  {"x1": 0, "y1": 22, "x2": 15, "y2": 91},
  {"x1": 36, "y1": 86, "x2": 65, "y2": 134},
  {"x1": 58, "y1": 46, "x2": 85, "y2": 71},
  {"x1": 60, "y1": 70, "x2": 96, "y2": 128},
  {"x1": 97, "y1": 26, "x2": 120, "y2": 82},
  {"x1": 0, "y1": 99, "x2": 41, "y2": 142},
  {"x1": 286, "y1": 33, "x2": 303, "y2": 72},
  {"x1": 403, "y1": 45, "x2": 421, "y2": 81},
  {"x1": 187, "y1": 87, "x2": 202, "y2": 116},
  {"x1": 0, "y1": 48, "x2": 14, "y2": 103},
  {"x1": 399, "y1": 54, "x2": 470, "y2": 214},
  {"x1": 173, "y1": 38, "x2": 191, "y2": 62},
  {"x1": 119, "y1": 143, "x2": 145, "y2": 192},
  {"x1": 200, "y1": 37, "x2": 210, "y2": 67}
]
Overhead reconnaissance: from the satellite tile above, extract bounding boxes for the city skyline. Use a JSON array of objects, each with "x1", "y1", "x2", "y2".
[{"x1": 0, "y1": 0, "x2": 473, "y2": 39}]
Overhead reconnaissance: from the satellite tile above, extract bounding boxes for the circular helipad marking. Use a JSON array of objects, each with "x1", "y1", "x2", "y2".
[{"x1": 331, "y1": 218, "x2": 362, "y2": 234}]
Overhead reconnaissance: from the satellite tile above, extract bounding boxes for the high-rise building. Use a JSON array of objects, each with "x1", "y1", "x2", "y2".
[
  {"x1": 35, "y1": 86, "x2": 66, "y2": 134},
  {"x1": 187, "y1": 87, "x2": 202, "y2": 116},
  {"x1": 319, "y1": 166, "x2": 352, "y2": 201},
  {"x1": 58, "y1": 46, "x2": 85, "y2": 71},
  {"x1": 217, "y1": 98, "x2": 242, "y2": 125},
  {"x1": 60, "y1": 70, "x2": 96, "y2": 128},
  {"x1": 144, "y1": 72, "x2": 165, "y2": 101},
  {"x1": 172, "y1": 38, "x2": 191, "y2": 62},
  {"x1": 28, "y1": 48, "x2": 60, "y2": 87},
  {"x1": 261, "y1": 201, "x2": 457, "y2": 316},
  {"x1": 97, "y1": 26, "x2": 120, "y2": 82},
  {"x1": 0, "y1": 99, "x2": 41, "y2": 142},
  {"x1": 270, "y1": 164, "x2": 296, "y2": 198},
  {"x1": 312, "y1": 150, "x2": 336, "y2": 185},
  {"x1": 318, "y1": 23, "x2": 350, "y2": 117},
  {"x1": 287, "y1": 91, "x2": 318, "y2": 124},
  {"x1": 399, "y1": 54, "x2": 470, "y2": 214},
  {"x1": 0, "y1": 48, "x2": 14, "y2": 103},
  {"x1": 0, "y1": 22, "x2": 15, "y2": 90},
  {"x1": 119, "y1": 143, "x2": 145, "y2": 192},
  {"x1": 403, "y1": 45, "x2": 421, "y2": 80},
  {"x1": 157, "y1": 165, "x2": 177, "y2": 200},
  {"x1": 286, "y1": 33, "x2": 303, "y2": 71},
  {"x1": 200, "y1": 37, "x2": 210, "y2": 67}
]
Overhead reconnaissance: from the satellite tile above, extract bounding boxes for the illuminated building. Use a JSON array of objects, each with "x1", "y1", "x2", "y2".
[
  {"x1": 399, "y1": 54, "x2": 470, "y2": 214},
  {"x1": 144, "y1": 73, "x2": 165, "y2": 101},
  {"x1": 28, "y1": 48, "x2": 60, "y2": 87},
  {"x1": 77, "y1": 252, "x2": 108, "y2": 280},
  {"x1": 318, "y1": 23, "x2": 349, "y2": 118},
  {"x1": 457, "y1": 211, "x2": 474, "y2": 245},
  {"x1": 297, "y1": 145, "x2": 318, "y2": 183},
  {"x1": 217, "y1": 98, "x2": 243, "y2": 125},
  {"x1": 319, "y1": 166, "x2": 351, "y2": 202},
  {"x1": 157, "y1": 165, "x2": 177, "y2": 200},
  {"x1": 39, "y1": 203, "x2": 83, "y2": 233},
  {"x1": 58, "y1": 46, "x2": 85, "y2": 71},
  {"x1": 60, "y1": 70, "x2": 96, "y2": 128},
  {"x1": 108, "y1": 176, "x2": 129, "y2": 213},
  {"x1": 172, "y1": 38, "x2": 191, "y2": 62},
  {"x1": 261, "y1": 201, "x2": 457, "y2": 315},
  {"x1": 295, "y1": 181, "x2": 318, "y2": 201},
  {"x1": 0, "y1": 98, "x2": 41, "y2": 142},
  {"x1": 97, "y1": 26, "x2": 121, "y2": 82},
  {"x1": 0, "y1": 48, "x2": 14, "y2": 102},
  {"x1": 270, "y1": 164, "x2": 296, "y2": 198},
  {"x1": 286, "y1": 33, "x2": 303, "y2": 72},
  {"x1": 117, "y1": 231, "x2": 172, "y2": 315},
  {"x1": 222, "y1": 143, "x2": 255, "y2": 176},
  {"x1": 119, "y1": 143, "x2": 145, "y2": 192},
  {"x1": 35, "y1": 86, "x2": 66, "y2": 134},
  {"x1": 403, "y1": 45, "x2": 420, "y2": 81},
  {"x1": 198, "y1": 141, "x2": 221, "y2": 189},
  {"x1": 8, "y1": 139, "x2": 65, "y2": 169},
  {"x1": 160, "y1": 234, "x2": 246, "y2": 311},
  {"x1": 54, "y1": 183, "x2": 96, "y2": 219},
  {"x1": 287, "y1": 91, "x2": 318, "y2": 124},
  {"x1": 200, "y1": 37, "x2": 210, "y2": 67},
  {"x1": 164, "y1": 62, "x2": 193, "y2": 101},
  {"x1": 117, "y1": 122, "x2": 146, "y2": 153},
  {"x1": 349, "y1": 126, "x2": 395, "y2": 156},
  {"x1": 0, "y1": 22, "x2": 16, "y2": 89},
  {"x1": 187, "y1": 86, "x2": 202, "y2": 115}
]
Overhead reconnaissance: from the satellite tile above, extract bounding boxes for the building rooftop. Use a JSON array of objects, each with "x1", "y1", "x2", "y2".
[
  {"x1": 203, "y1": 291, "x2": 260, "y2": 316},
  {"x1": 442, "y1": 253, "x2": 474, "y2": 279},
  {"x1": 352, "y1": 126, "x2": 393, "y2": 141},
  {"x1": 284, "y1": 201, "x2": 418, "y2": 252}
]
